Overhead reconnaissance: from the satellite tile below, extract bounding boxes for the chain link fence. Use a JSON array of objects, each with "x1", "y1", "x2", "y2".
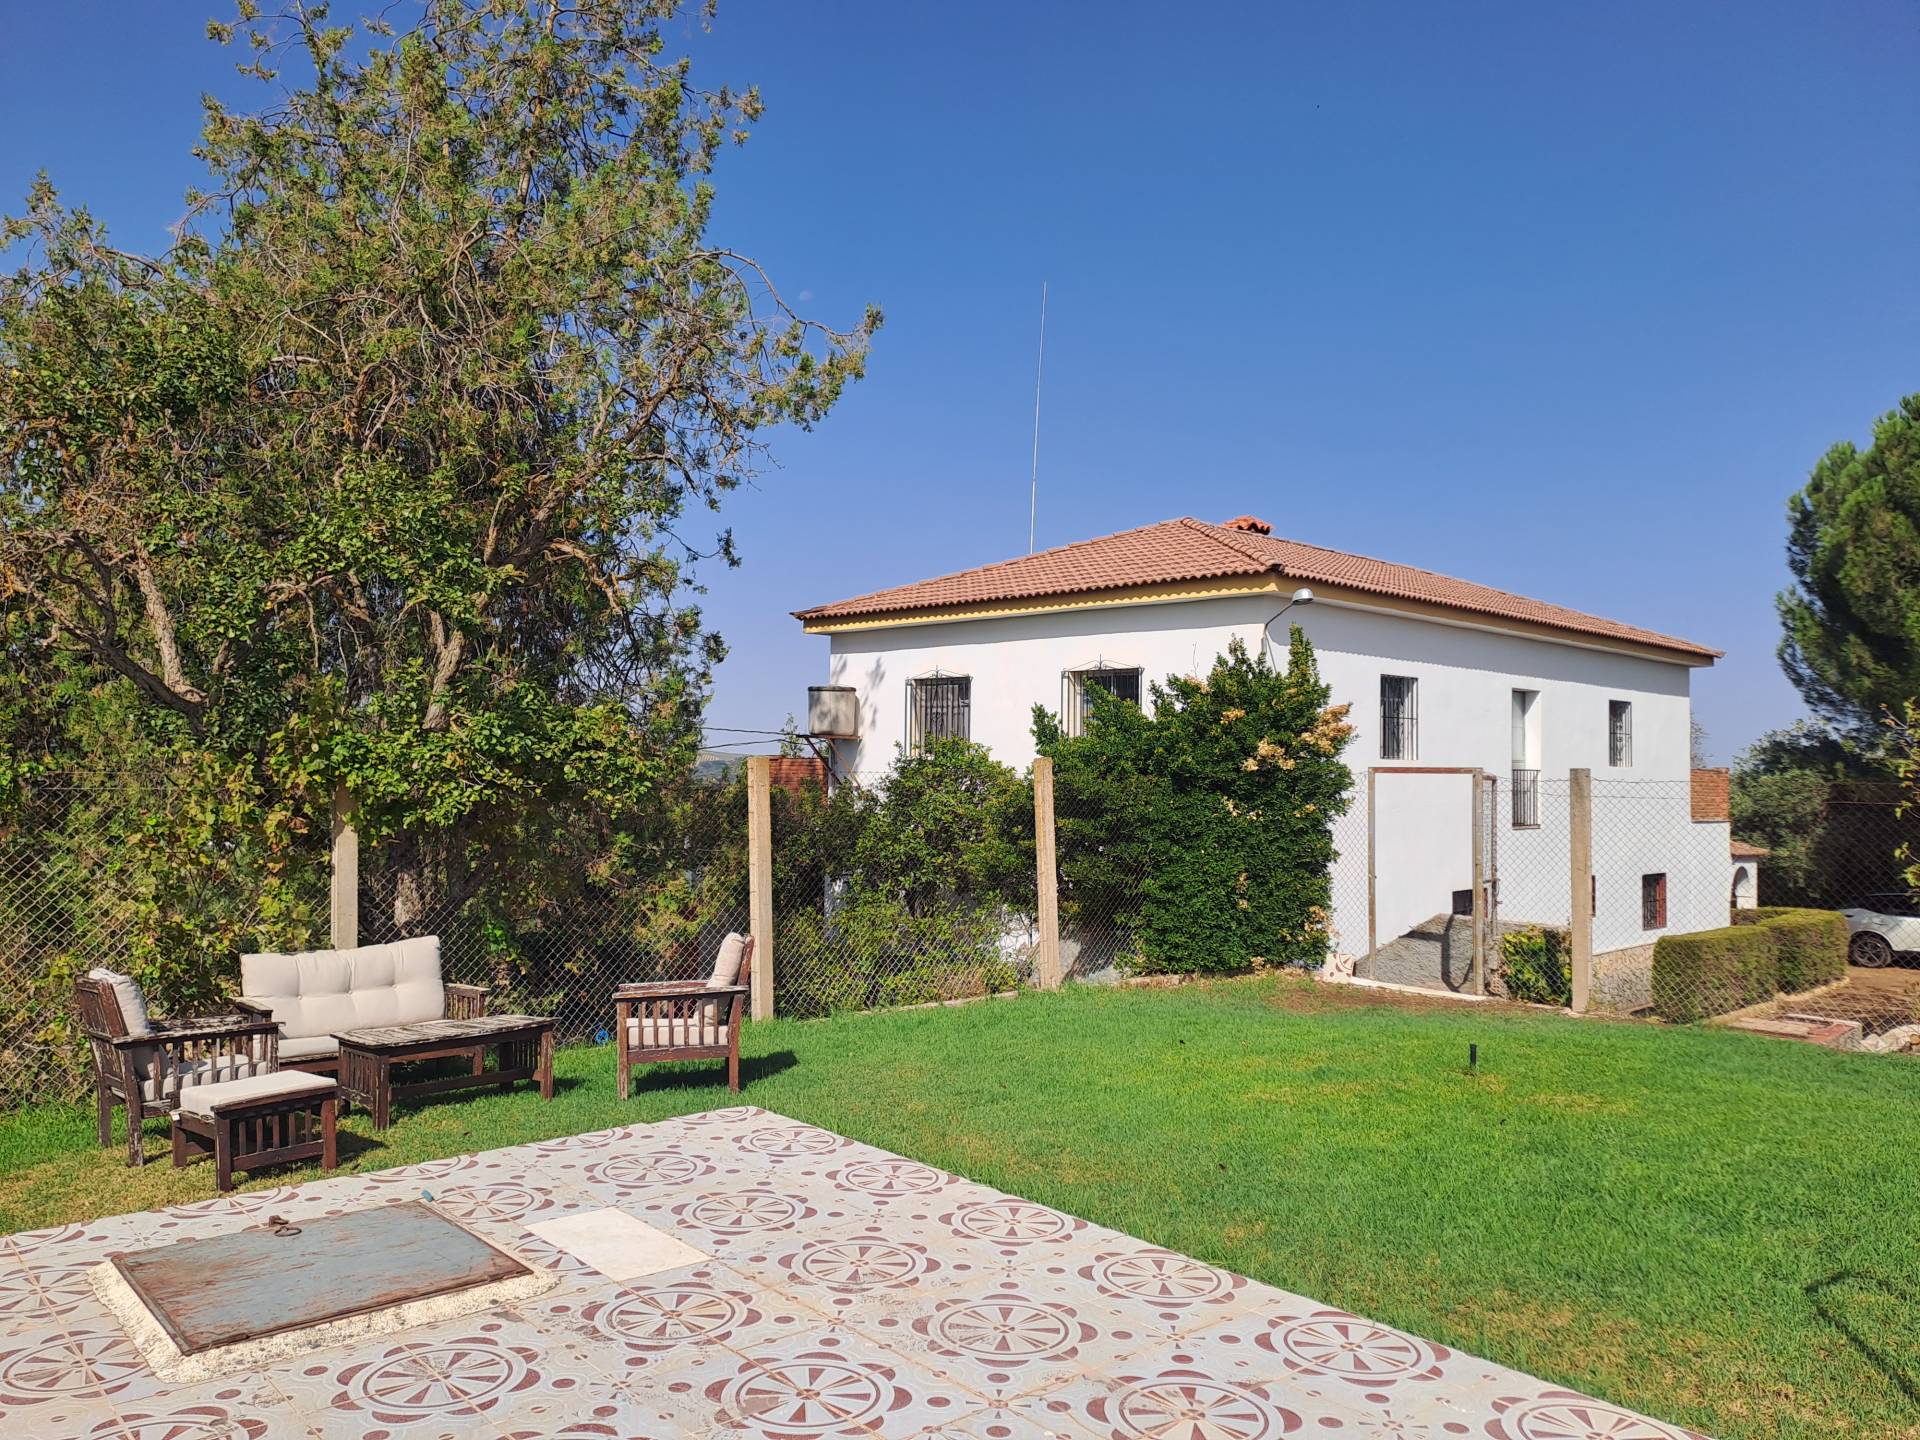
[
  {"x1": 770, "y1": 766, "x2": 1036, "y2": 1015},
  {"x1": 9, "y1": 756, "x2": 1920, "y2": 1106},
  {"x1": 357, "y1": 792, "x2": 749, "y2": 1046},
  {"x1": 0, "y1": 776, "x2": 330, "y2": 1104}
]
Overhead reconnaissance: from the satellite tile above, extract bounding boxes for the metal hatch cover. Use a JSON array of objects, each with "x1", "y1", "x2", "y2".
[{"x1": 109, "y1": 1200, "x2": 530, "y2": 1355}]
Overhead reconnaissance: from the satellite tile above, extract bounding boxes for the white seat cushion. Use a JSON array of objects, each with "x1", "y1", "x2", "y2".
[
  {"x1": 278, "y1": 1034, "x2": 340, "y2": 1063},
  {"x1": 241, "y1": 937, "x2": 444, "y2": 1041},
  {"x1": 175, "y1": 1071, "x2": 337, "y2": 1119},
  {"x1": 87, "y1": 967, "x2": 152, "y2": 1038},
  {"x1": 144, "y1": 1052, "x2": 266, "y2": 1104},
  {"x1": 627, "y1": 1014, "x2": 732, "y2": 1050}
]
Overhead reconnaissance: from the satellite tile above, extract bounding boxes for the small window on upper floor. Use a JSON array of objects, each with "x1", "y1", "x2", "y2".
[
  {"x1": 1609, "y1": 700, "x2": 1633, "y2": 768},
  {"x1": 908, "y1": 675, "x2": 971, "y2": 751},
  {"x1": 1380, "y1": 675, "x2": 1418, "y2": 760},
  {"x1": 1641, "y1": 872, "x2": 1667, "y2": 930},
  {"x1": 1062, "y1": 667, "x2": 1143, "y2": 737}
]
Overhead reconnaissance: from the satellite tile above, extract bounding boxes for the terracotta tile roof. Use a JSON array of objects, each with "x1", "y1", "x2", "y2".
[
  {"x1": 1691, "y1": 768, "x2": 1731, "y2": 822},
  {"x1": 1730, "y1": 839, "x2": 1771, "y2": 860},
  {"x1": 794, "y1": 516, "x2": 1720, "y2": 660}
]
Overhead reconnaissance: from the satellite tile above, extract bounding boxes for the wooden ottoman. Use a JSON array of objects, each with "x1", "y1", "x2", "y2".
[{"x1": 171, "y1": 1071, "x2": 339, "y2": 1192}]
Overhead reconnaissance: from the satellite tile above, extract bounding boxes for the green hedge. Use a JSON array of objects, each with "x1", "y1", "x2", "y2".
[
  {"x1": 1501, "y1": 925, "x2": 1571, "y2": 1006},
  {"x1": 1732, "y1": 906, "x2": 1850, "y2": 992},
  {"x1": 1652, "y1": 907, "x2": 1848, "y2": 1023}
]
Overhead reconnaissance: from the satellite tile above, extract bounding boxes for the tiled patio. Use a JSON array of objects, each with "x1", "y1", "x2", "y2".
[{"x1": 0, "y1": 1105, "x2": 1708, "y2": 1439}]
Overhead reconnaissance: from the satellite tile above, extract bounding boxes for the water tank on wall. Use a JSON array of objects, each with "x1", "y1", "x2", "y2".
[{"x1": 808, "y1": 686, "x2": 859, "y2": 739}]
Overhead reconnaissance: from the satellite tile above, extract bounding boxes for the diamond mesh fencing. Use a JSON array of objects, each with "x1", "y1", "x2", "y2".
[
  {"x1": 357, "y1": 788, "x2": 750, "y2": 1047},
  {"x1": 770, "y1": 767, "x2": 1036, "y2": 1015},
  {"x1": 1052, "y1": 774, "x2": 1153, "y2": 980},
  {"x1": 8, "y1": 756, "x2": 1920, "y2": 1107},
  {"x1": 0, "y1": 776, "x2": 330, "y2": 1104}
]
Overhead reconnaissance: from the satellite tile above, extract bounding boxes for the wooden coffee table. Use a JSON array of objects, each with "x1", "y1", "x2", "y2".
[{"x1": 334, "y1": 1015, "x2": 555, "y2": 1129}]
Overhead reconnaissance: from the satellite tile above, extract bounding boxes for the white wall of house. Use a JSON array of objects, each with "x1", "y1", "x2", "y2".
[{"x1": 819, "y1": 590, "x2": 1725, "y2": 960}]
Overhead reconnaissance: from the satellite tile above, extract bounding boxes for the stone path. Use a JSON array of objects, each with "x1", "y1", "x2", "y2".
[{"x1": 0, "y1": 1105, "x2": 1710, "y2": 1438}]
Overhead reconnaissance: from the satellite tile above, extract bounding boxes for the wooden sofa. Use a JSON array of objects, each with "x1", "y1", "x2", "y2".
[{"x1": 236, "y1": 936, "x2": 487, "y2": 1077}]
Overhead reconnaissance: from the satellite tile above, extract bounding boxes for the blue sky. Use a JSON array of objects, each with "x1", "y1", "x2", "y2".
[{"x1": 4, "y1": 3, "x2": 1915, "y2": 764}]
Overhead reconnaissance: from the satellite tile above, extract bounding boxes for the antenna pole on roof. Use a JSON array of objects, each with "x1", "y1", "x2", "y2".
[{"x1": 1027, "y1": 280, "x2": 1047, "y2": 554}]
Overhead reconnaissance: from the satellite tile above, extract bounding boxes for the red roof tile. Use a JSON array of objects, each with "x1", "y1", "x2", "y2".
[
  {"x1": 795, "y1": 517, "x2": 1720, "y2": 660},
  {"x1": 1730, "y1": 839, "x2": 1771, "y2": 860}
]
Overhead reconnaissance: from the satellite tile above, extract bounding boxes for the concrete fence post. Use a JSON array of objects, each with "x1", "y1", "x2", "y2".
[
  {"x1": 1469, "y1": 767, "x2": 1486, "y2": 995},
  {"x1": 1033, "y1": 756, "x2": 1062, "y2": 989},
  {"x1": 329, "y1": 785, "x2": 359, "y2": 950},
  {"x1": 747, "y1": 756, "x2": 775, "y2": 1021},
  {"x1": 1569, "y1": 767, "x2": 1594, "y2": 1013}
]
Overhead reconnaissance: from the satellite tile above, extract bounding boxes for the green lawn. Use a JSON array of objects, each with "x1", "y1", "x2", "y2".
[{"x1": 3, "y1": 976, "x2": 1917, "y2": 1440}]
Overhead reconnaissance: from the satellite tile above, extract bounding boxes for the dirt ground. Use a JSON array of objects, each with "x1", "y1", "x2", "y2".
[{"x1": 1763, "y1": 963, "x2": 1920, "y2": 1037}]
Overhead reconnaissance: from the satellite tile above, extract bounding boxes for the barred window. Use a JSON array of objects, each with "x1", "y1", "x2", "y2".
[
  {"x1": 1609, "y1": 700, "x2": 1633, "y2": 767},
  {"x1": 1063, "y1": 667, "x2": 1142, "y2": 737},
  {"x1": 1641, "y1": 872, "x2": 1667, "y2": 930},
  {"x1": 1380, "y1": 675, "x2": 1418, "y2": 760},
  {"x1": 908, "y1": 675, "x2": 971, "y2": 750}
]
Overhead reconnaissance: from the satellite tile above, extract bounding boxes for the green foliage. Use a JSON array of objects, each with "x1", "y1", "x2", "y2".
[
  {"x1": 1039, "y1": 631, "x2": 1355, "y2": 975},
  {"x1": 1777, "y1": 395, "x2": 1920, "y2": 734},
  {"x1": 1729, "y1": 724, "x2": 1912, "y2": 907},
  {"x1": 1499, "y1": 925, "x2": 1571, "y2": 1006},
  {"x1": 769, "y1": 740, "x2": 1029, "y2": 1017},
  {"x1": 1652, "y1": 906, "x2": 1848, "y2": 1022},
  {"x1": 0, "y1": 1, "x2": 876, "y2": 959}
]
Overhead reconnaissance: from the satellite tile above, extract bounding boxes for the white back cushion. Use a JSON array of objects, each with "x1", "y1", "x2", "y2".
[
  {"x1": 87, "y1": 967, "x2": 152, "y2": 1038},
  {"x1": 240, "y1": 937, "x2": 444, "y2": 1038},
  {"x1": 707, "y1": 932, "x2": 749, "y2": 989}
]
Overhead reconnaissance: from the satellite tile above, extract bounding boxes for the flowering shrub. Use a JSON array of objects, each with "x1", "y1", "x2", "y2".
[{"x1": 1037, "y1": 631, "x2": 1354, "y2": 975}]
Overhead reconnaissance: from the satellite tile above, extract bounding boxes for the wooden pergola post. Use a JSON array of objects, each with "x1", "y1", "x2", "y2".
[
  {"x1": 1033, "y1": 756, "x2": 1062, "y2": 988},
  {"x1": 330, "y1": 785, "x2": 359, "y2": 951},
  {"x1": 747, "y1": 756, "x2": 775, "y2": 1021}
]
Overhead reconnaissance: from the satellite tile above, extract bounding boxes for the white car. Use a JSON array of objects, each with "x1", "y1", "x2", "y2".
[{"x1": 1837, "y1": 893, "x2": 1920, "y2": 968}]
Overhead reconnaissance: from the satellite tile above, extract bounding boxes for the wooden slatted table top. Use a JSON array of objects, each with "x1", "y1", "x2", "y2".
[{"x1": 332, "y1": 1014, "x2": 553, "y2": 1050}]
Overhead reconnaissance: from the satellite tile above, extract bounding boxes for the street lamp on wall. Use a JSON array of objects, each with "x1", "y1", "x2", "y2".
[{"x1": 1262, "y1": 587, "x2": 1315, "y2": 665}]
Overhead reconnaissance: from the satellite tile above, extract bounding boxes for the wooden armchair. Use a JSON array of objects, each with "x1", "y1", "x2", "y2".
[
  {"x1": 615, "y1": 934, "x2": 753, "y2": 1097},
  {"x1": 74, "y1": 973, "x2": 281, "y2": 1167}
]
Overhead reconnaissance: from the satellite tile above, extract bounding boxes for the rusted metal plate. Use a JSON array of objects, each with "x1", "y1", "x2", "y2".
[{"x1": 111, "y1": 1201, "x2": 529, "y2": 1355}]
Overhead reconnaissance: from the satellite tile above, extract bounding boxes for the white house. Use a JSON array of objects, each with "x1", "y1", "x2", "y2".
[{"x1": 795, "y1": 514, "x2": 1731, "y2": 1008}]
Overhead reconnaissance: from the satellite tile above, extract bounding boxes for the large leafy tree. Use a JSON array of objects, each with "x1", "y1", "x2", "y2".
[
  {"x1": 1, "y1": 2, "x2": 876, "y2": 927},
  {"x1": 1778, "y1": 395, "x2": 1920, "y2": 733}
]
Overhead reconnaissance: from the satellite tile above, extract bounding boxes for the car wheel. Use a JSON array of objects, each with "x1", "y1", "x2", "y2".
[{"x1": 1851, "y1": 931, "x2": 1895, "y2": 968}]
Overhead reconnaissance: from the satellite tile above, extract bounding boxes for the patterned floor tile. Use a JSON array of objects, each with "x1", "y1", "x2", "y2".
[
  {"x1": 0, "y1": 1250, "x2": 118, "y2": 1340},
  {"x1": 704, "y1": 1328, "x2": 990, "y2": 1439},
  {"x1": 0, "y1": 1323, "x2": 161, "y2": 1422},
  {"x1": 262, "y1": 1310, "x2": 614, "y2": 1440}
]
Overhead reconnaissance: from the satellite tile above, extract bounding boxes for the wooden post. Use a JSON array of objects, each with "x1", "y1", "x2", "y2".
[
  {"x1": 747, "y1": 756, "x2": 775, "y2": 1021},
  {"x1": 330, "y1": 785, "x2": 359, "y2": 951},
  {"x1": 1469, "y1": 767, "x2": 1486, "y2": 995},
  {"x1": 1033, "y1": 756, "x2": 1062, "y2": 988},
  {"x1": 1569, "y1": 767, "x2": 1594, "y2": 1013}
]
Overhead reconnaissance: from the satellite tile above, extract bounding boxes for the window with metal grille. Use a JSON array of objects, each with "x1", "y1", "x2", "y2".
[
  {"x1": 1063, "y1": 667, "x2": 1143, "y2": 737},
  {"x1": 1380, "y1": 675, "x2": 1418, "y2": 760},
  {"x1": 1641, "y1": 872, "x2": 1667, "y2": 930},
  {"x1": 907, "y1": 675, "x2": 971, "y2": 750},
  {"x1": 1609, "y1": 700, "x2": 1633, "y2": 767}
]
